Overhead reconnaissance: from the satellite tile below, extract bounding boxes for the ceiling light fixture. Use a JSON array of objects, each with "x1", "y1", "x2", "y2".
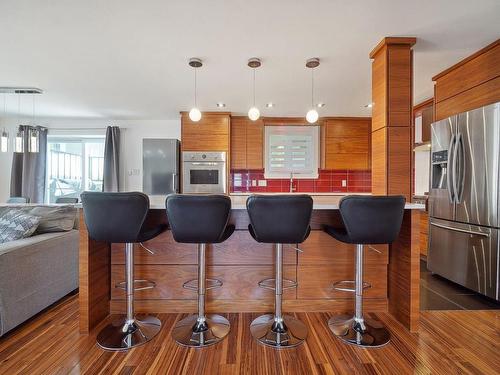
[
  {"x1": 247, "y1": 58, "x2": 261, "y2": 121},
  {"x1": 216, "y1": 102, "x2": 226, "y2": 108},
  {"x1": 28, "y1": 93, "x2": 39, "y2": 153},
  {"x1": 1, "y1": 94, "x2": 8, "y2": 153},
  {"x1": 364, "y1": 103, "x2": 373, "y2": 108},
  {"x1": 317, "y1": 102, "x2": 326, "y2": 108},
  {"x1": 14, "y1": 94, "x2": 24, "y2": 153},
  {"x1": 266, "y1": 102, "x2": 274, "y2": 108},
  {"x1": 305, "y1": 58, "x2": 320, "y2": 124},
  {"x1": 188, "y1": 58, "x2": 202, "y2": 122}
]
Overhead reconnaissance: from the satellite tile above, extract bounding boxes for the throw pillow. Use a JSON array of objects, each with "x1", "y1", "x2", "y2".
[
  {"x1": 29, "y1": 206, "x2": 77, "y2": 233},
  {"x1": 0, "y1": 210, "x2": 41, "y2": 243}
]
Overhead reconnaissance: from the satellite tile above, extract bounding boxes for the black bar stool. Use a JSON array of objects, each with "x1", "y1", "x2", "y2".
[
  {"x1": 166, "y1": 194, "x2": 235, "y2": 348},
  {"x1": 81, "y1": 192, "x2": 167, "y2": 351},
  {"x1": 246, "y1": 194, "x2": 313, "y2": 348},
  {"x1": 324, "y1": 195, "x2": 405, "y2": 347}
]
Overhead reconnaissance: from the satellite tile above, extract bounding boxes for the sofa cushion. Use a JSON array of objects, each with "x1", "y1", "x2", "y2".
[
  {"x1": 28, "y1": 206, "x2": 77, "y2": 233},
  {"x1": 0, "y1": 210, "x2": 41, "y2": 243}
]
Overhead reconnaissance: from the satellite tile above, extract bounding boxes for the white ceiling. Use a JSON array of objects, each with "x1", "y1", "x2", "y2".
[{"x1": 0, "y1": 0, "x2": 499, "y2": 120}]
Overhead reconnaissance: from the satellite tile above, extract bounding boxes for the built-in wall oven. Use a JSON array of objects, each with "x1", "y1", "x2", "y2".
[{"x1": 182, "y1": 151, "x2": 227, "y2": 194}]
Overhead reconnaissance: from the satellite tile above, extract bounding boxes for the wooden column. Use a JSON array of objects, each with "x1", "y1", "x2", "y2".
[{"x1": 370, "y1": 37, "x2": 416, "y2": 201}]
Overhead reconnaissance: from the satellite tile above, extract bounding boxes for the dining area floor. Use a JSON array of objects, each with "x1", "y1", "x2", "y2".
[{"x1": 0, "y1": 294, "x2": 499, "y2": 375}]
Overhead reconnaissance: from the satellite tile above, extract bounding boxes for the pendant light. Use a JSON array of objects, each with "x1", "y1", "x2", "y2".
[
  {"x1": 1, "y1": 94, "x2": 8, "y2": 153},
  {"x1": 14, "y1": 94, "x2": 24, "y2": 153},
  {"x1": 188, "y1": 58, "x2": 202, "y2": 122},
  {"x1": 305, "y1": 58, "x2": 320, "y2": 124},
  {"x1": 247, "y1": 58, "x2": 261, "y2": 121},
  {"x1": 28, "y1": 93, "x2": 39, "y2": 153}
]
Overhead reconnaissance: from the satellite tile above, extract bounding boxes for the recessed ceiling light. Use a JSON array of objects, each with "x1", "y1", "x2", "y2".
[
  {"x1": 266, "y1": 102, "x2": 274, "y2": 108},
  {"x1": 216, "y1": 102, "x2": 226, "y2": 108},
  {"x1": 364, "y1": 103, "x2": 373, "y2": 108},
  {"x1": 317, "y1": 103, "x2": 325, "y2": 108}
]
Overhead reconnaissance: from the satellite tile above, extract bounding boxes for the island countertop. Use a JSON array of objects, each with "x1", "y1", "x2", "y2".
[{"x1": 148, "y1": 194, "x2": 425, "y2": 210}]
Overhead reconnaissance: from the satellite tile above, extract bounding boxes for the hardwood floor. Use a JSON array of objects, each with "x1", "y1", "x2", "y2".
[{"x1": 0, "y1": 295, "x2": 499, "y2": 375}]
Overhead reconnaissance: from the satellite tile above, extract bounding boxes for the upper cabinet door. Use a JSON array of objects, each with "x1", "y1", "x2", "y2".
[
  {"x1": 246, "y1": 119, "x2": 264, "y2": 170},
  {"x1": 230, "y1": 117, "x2": 247, "y2": 169},
  {"x1": 181, "y1": 113, "x2": 230, "y2": 152}
]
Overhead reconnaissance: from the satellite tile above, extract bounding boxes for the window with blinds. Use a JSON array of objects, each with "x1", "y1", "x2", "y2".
[{"x1": 264, "y1": 125, "x2": 319, "y2": 179}]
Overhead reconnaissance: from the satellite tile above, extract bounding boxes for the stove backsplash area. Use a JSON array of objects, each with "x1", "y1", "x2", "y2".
[{"x1": 230, "y1": 169, "x2": 371, "y2": 193}]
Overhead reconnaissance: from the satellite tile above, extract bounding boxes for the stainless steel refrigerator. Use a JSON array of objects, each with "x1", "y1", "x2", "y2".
[
  {"x1": 142, "y1": 139, "x2": 180, "y2": 195},
  {"x1": 428, "y1": 102, "x2": 500, "y2": 300}
]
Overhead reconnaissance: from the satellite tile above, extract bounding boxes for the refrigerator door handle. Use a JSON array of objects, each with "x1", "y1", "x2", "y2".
[
  {"x1": 447, "y1": 134, "x2": 456, "y2": 203},
  {"x1": 451, "y1": 132, "x2": 461, "y2": 204},
  {"x1": 172, "y1": 172, "x2": 177, "y2": 193},
  {"x1": 456, "y1": 133, "x2": 466, "y2": 203},
  {"x1": 430, "y1": 222, "x2": 490, "y2": 237}
]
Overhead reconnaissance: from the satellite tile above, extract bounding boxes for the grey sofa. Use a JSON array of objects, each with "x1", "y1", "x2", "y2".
[{"x1": 0, "y1": 207, "x2": 79, "y2": 336}]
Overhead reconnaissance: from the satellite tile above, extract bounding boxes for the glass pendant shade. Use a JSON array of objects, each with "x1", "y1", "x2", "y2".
[
  {"x1": 306, "y1": 109, "x2": 319, "y2": 124},
  {"x1": 28, "y1": 128, "x2": 39, "y2": 153},
  {"x1": 14, "y1": 129, "x2": 24, "y2": 153},
  {"x1": 248, "y1": 106, "x2": 260, "y2": 121},
  {"x1": 0, "y1": 130, "x2": 8, "y2": 153},
  {"x1": 189, "y1": 107, "x2": 202, "y2": 122}
]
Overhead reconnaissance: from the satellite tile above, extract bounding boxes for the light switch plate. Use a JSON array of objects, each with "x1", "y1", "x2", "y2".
[
  {"x1": 342, "y1": 179, "x2": 347, "y2": 187},
  {"x1": 258, "y1": 180, "x2": 267, "y2": 187}
]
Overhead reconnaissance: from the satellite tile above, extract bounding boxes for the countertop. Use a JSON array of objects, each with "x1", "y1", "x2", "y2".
[
  {"x1": 149, "y1": 194, "x2": 424, "y2": 210},
  {"x1": 1, "y1": 194, "x2": 425, "y2": 211}
]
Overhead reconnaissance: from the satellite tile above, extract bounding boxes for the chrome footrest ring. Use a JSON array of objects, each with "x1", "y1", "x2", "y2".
[
  {"x1": 332, "y1": 280, "x2": 371, "y2": 293},
  {"x1": 115, "y1": 279, "x2": 156, "y2": 291},
  {"x1": 182, "y1": 278, "x2": 223, "y2": 291},
  {"x1": 258, "y1": 278, "x2": 297, "y2": 291}
]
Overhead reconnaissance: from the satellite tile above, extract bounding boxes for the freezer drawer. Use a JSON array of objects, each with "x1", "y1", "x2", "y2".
[{"x1": 428, "y1": 218, "x2": 499, "y2": 300}]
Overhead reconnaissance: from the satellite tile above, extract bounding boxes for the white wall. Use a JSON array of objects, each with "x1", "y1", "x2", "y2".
[
  {"x1": 414, "y1": 150, "x2": 430, "y2": 196},
  {"x1": 0, "y1": 117, "x2": 181, "y2": 202}
]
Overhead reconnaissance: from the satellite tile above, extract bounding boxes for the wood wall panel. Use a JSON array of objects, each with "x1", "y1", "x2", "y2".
[
  {"x1": 299, "y1": 231, "x2": 388, "y2": 265},
  {"x1": 230, "y1": 117, "x2": 264, "y2": 170},
  {"x1": 297, "y1": 264, "x2": 387, "y2": 299},
  {"x1": 370, "y1": 37, "x2": 414, "y2": 201},
  {"x1": 79, "y1": 210, "x2": 110, "y2": 334},
  {"x1": 388, "y1": 126, "x2": 412, "y2": 198},
  {"x1": 112, "y1": 230, "x2": 295, "y2": 265},
  {"x1": 388, "y1": 209, "x2": 420, "y2": 332},
  {"x1": 433, "y1": 39, "x2": 500, "y2": 121},
  {"x1": 371, "y1": 127, "x2": 387, "y2": 195},
  {"x1": 111, "y1": 265, "x2": 297, "y2": 301}
]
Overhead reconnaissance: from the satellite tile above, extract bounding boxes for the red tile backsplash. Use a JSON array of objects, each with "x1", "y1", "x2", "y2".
[{"x1": 230, "y1": 169, "x2": 371, "y2": 193}]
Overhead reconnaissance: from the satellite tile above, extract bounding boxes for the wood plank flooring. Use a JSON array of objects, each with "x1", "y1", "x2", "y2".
[{"x1": 0, "y1": 295, "x2": 499, "y2": 375}]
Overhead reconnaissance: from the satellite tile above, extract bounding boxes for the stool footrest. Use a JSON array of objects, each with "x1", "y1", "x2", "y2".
[
  {"x1": 332, "y1": 280, "x2": 371, "y2": 293},
  {"x1": 258, "y1": 278, "x2": 297, "y2": 291},
  {"x1": 115, "y1": 279, "x2": 156, "y2": 291},
  {"x1": 183, "y1": 278, "x2": 223, "y2": 291}
]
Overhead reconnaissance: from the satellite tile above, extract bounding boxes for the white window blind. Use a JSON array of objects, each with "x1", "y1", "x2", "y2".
[{"x1": 264, "y1": 125, "x2": 319, "y2": 179}]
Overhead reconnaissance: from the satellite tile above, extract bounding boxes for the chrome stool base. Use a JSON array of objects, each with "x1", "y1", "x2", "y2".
[
  {"x1": 96, "y1": 315, "x2": 162, "y2": 351},
  {"x1": 250, "y1": 314, "x2": 308, "y2": 348},
  {"x1": 172, "y1": 314, "x2": 230, "y2": 348},
  {"x1": 328, "y1": 314, "x2": 390, "y2": 348}
]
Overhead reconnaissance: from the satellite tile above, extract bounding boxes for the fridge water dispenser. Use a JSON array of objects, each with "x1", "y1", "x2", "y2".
[{"x1": 431, "y1": 150, "x2": 448, "y2": 189}]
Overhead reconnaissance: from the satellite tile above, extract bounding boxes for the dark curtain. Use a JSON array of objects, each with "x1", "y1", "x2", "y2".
[
  {"x1": 10, "y1": 125, "x2": 48, "y2": 203},
  {"x1": 103, "y1": 126, "x2": 120, "y2": 192}
]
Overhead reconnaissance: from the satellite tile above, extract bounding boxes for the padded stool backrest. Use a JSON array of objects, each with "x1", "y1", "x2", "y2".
[
  {"x1": 246, "y1": 194, "x2": 313, "y2": 244},
  {"x1": 166, "y1": 194, "x2": 231, "y2": 244},
  {"x1": 7, "y1": 196, "x2": 30, "y2": 204},
  {"x1": 81, "y1": 191, "x2": 149, "y2": 243},
  {"x1": 56, "y1": 197, "x2": 79, "y2": 203},
  {"x1": 339, "y1": 195, "x2": 405, "y2": 244}
]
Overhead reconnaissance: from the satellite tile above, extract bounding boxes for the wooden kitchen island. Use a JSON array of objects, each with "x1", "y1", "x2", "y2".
[{"x1": 79, "y1": 195, "x2": 423, "y2": 335}]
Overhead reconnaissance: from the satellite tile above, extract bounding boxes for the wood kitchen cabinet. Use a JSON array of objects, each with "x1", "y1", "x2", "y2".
[
  {"x1": 230, "y1": 116, "x2": 263, "y2": 169},
  {"x1": 323, "y1": 117, "x2": 371, "y2": 170},
  {"x1": 413, "y1": 98, "x2": 434, "y2": 145},
  {"x1": 181, "y1": 112, "x2": 231, "y2": 152}
]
